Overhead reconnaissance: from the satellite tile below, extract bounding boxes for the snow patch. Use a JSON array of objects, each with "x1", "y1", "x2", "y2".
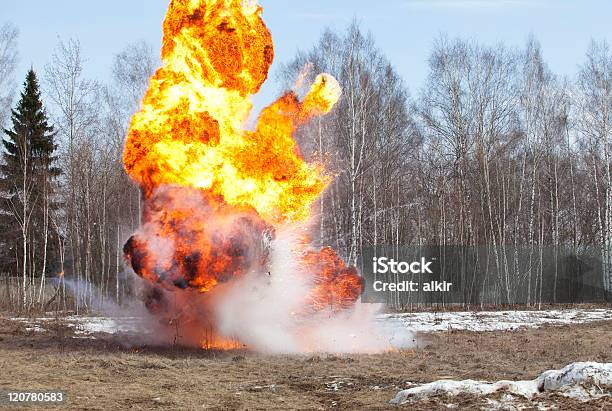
[
  {"x1": 67, "y1": 316, "x2": 142, "y2": 335},
  {"x1": 12, "y1": 316, "x2": 143, "y2": 337},
  {"x1": 379, "y1": 309, "x2": 612, "y2": 333},
  {"x1": 10, "y1": 308, "x2": 612, "y2": 338},
  {"x1": 391, "y1": 362, "x2": 611, "y2": 406}
]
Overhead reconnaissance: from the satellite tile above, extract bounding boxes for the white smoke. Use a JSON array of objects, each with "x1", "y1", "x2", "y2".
[
  {"x1": 213, "y1": 226, "x2": 414, "y2": 353},
  {"x1": 58, "y1": 274, "x2": 170, "y2": 346}
]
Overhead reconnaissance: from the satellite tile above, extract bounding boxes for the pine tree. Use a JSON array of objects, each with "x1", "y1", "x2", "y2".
[{"x1": 0, "y1": 69, "x2": 61, "y2": 306}]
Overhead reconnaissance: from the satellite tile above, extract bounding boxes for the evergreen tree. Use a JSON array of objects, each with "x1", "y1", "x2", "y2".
[{"x1": 0, "y1": 69, "x2": 61, "y2": 285}]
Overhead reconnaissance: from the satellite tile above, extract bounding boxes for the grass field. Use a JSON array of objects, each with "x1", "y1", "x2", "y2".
[{"x1": 0, "y1": 314, "x2": 610, "y2": 410}]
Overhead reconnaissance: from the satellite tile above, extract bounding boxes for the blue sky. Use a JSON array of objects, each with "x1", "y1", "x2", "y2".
[{"x1": 2, "y1": 0, "x2": 611, "y2": 110}]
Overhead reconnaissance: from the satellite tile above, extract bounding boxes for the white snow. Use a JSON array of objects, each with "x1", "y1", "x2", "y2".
[
  {"x1": 379, "y1": 308, "x2": 612, "y2": 333},
  {"x1": 391, "y1": 362, "x2": 612, "y2": 406},
  {"x1": 66, "y1": 316, "x2": 141, "y2": 334},
  {"x1": 12, "y1": 316, "x2": 143, "y2": 336},
  {"x1": 10, "y1": 308, "x2": 612, "y2": 338},
  {"x1": 23, "y1": 324, "x2": 46, "y2": 333}
]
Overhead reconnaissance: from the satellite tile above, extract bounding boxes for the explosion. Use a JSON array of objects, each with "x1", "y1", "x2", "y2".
[{"x1": 123, "y1": 0, "x2": 371, "y2": 352}]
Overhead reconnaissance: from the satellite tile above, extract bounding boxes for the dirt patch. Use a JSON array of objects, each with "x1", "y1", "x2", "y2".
[{"x1": 0, "y1": 317, "x2": 610, "y2": 410}]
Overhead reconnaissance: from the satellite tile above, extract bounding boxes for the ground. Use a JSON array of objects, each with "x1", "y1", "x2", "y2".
[{"x1": 0, "y1": 314, "x2": 610, "y2": 410}]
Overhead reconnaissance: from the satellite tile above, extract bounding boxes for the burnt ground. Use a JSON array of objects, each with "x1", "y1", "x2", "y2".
[{"x1": 0, "y1": 317, "x2": 610, "y2": 410}]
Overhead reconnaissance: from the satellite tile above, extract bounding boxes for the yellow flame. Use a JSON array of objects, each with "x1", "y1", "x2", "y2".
[{"x1": 123, "y1": 0, "x2": 340, "y2": 223}]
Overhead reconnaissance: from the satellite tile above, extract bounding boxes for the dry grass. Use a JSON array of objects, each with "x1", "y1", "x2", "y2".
[{"x1": 0, "y1": 317, "x2": 610, "y2": 410}]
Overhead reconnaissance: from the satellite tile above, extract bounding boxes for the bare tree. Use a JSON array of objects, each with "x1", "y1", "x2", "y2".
[
  {"x1": 281, "y1": 23, "x2": 416, "y2": 272},
  {"x1": 577, "y1": 40, "x2": 612, "y2": 299},
  {"x1": 45, "y1": 38, "x2": 100, "y2": 310},
  {"x1": 112, "y1": 40, "x2": 157, "y2": 113},
  {"x1": 419, "y1": 36, "x2": 521, "y2": 304},
  {"x1": 0, "y1": 22, "x2": 18, "y2": 128}
]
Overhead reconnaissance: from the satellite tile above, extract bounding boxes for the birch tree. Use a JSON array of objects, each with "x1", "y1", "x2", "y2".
[
  {"x1": 1, "y1": 70, "x2": 60, "y2": 310},
  {"x1": 0, "y1": 23, "x2": 18, "y2": 128},
  {"x1": 281, "y1": 23, "x2": 416, "y2": 268},
  {"x1": 577, "y1": 40, "x2": 612, "y2": 299},
  {"x1": 45, "y1": 38, "x2": 99, "y2": 310}
]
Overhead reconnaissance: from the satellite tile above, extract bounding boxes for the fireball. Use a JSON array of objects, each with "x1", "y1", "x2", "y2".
[{"x1": 123, "y1": 0, "x2": 363, "y2": 350}]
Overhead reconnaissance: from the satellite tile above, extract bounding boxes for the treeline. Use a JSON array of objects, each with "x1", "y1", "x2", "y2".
[
  {"x1": 282, "y1": 25, "x2": 611, "y2": 305},
  {"x1": 0, "y1": 30, "x2": 156, "y2": 311},
  {"x1": 0, "y1": 21, "x2": 610, "y2": 311}
]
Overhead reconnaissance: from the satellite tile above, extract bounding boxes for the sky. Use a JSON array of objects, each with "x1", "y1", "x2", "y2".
[{"x1": 1, "y1": 0, "x2": 611, "y2": 112}]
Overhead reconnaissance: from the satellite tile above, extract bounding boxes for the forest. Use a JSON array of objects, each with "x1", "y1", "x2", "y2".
[{"x1": 0, "y1": 21, "x2": 611, "y2": 311}]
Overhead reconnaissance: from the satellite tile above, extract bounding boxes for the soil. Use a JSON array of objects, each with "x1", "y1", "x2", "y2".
[{"x1": 0, "y1": 316, "x2": 610, "y2": 410}]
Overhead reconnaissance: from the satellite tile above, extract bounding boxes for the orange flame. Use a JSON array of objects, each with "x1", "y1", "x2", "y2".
[
  {"x1": 123, "y1": 0, "x2": 340, "y2": 223},
  {"x1": 123, "y1": 0, "x2": 362, "y2": 348}
]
